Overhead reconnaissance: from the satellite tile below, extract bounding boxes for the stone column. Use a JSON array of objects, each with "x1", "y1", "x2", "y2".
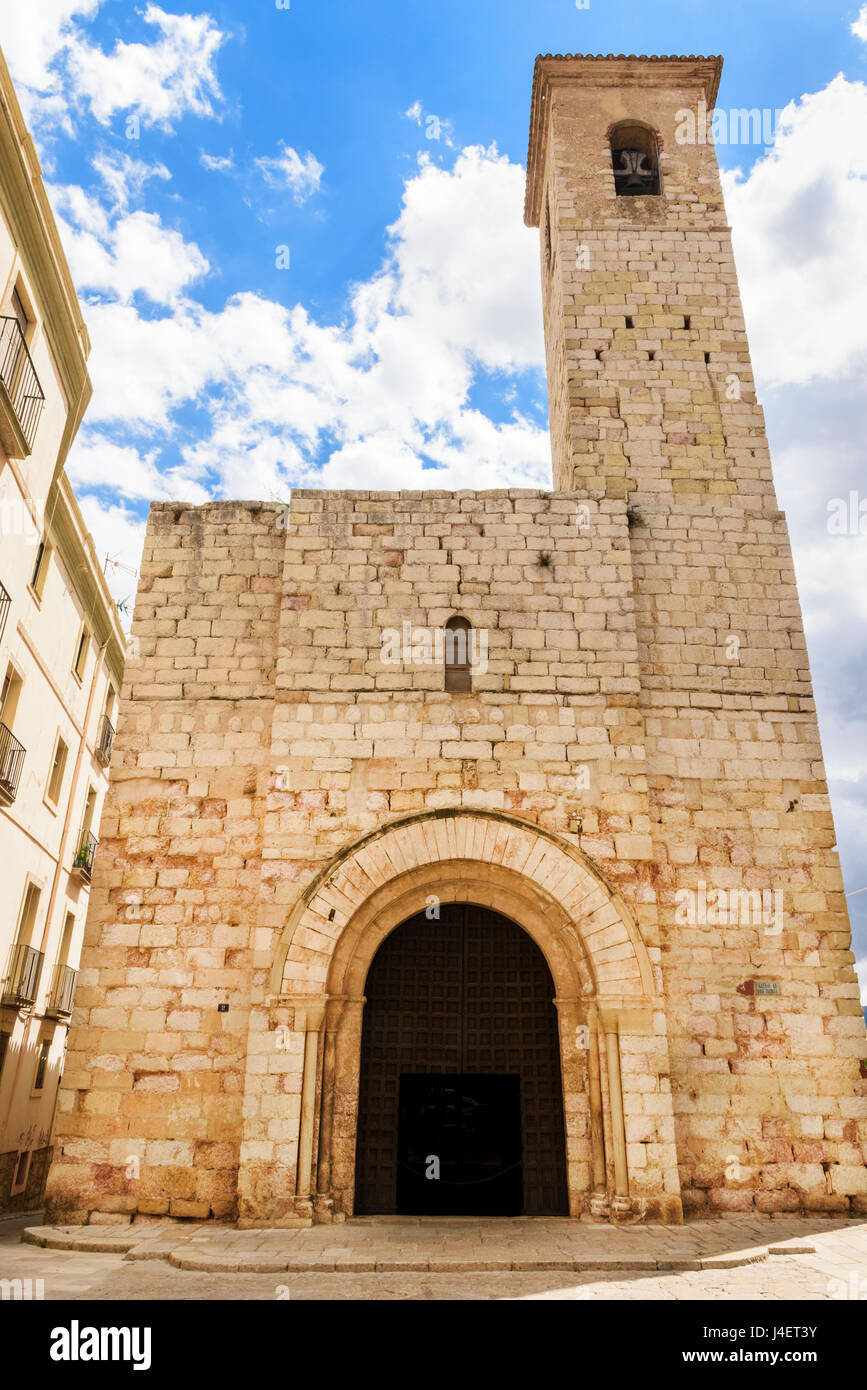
[
  {"x1": 332, "y1": 996, "x2": 366, "y2": 1216},
  {"x1": 553, "y1": 995, "x2": 590, "y2": 1217},
  {"x1": 601, "y1": 1009, "x2": 631, "y2": 1216},
  {"x1": 292, "y1": 1001, "x2": 325, "y2": 1220},
  {"x1": 314, "y1": 996, "x2": 347, "y2": 1222},
  {"x1": 585, "y1": 1002, "x2": 609, "y2": 1217}
]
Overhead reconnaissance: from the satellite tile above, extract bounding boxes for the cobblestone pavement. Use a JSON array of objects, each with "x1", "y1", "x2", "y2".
[{"x1": 2, "y1": 1215, "x2": 866, "y2": 1299}]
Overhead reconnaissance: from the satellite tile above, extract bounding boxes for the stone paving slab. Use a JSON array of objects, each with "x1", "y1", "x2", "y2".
[
  {"x1": 5, "y1": 1224, "x2": 867, "y2": 1300},
  {"x1": 23, "y1": 1215, "x2": 863, "y2": 1275}
]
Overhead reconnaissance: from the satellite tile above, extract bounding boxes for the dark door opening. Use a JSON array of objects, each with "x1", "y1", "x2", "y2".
[
  {"x1": 397, "y1": 1073, "x2": 522, "y2": 1215},
  {"x1": 354, "y1": 903, "x2": 568, "y2": 1216}
]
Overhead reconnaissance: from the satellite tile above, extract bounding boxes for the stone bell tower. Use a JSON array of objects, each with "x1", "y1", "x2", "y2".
[
  {"x1": 526, "y1": 53, "x2": 772, "y2": 511},
  {"x1": 525, "y1": 54, "x2": 867, "y2": 1216}
]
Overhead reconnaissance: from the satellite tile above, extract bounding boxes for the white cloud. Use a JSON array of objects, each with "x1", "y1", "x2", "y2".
[
  {"x1": 404, "y1": 101, "x2": 423, "y2": 124},
  {"x1": 853, "y1": 4, "x2": 867, "y2": 41},
  {"x1": 65, "y1": 3, "x2": 225, "y2": 128},
  {"x1": 53, "y1": 189, "x2": 209, "y2": 304},
  {"x1": 67, "y1": 436, "x2": 208, "y2": 502},
  {"x1": 723, "y1": 75, "x2": 867, "y2": 388},
  {"x1": 92, "y1": 150, "x2": 170, "y2": 210},
  {"x1": 200, "y1": 150, "x2": 234, "y2": 173},
  {"x1": 0, "y1": 2, "x2": 227, "y2": 132},
  {"x1": 72, "y1": 145, "x2": 543, "y2": 461},
  {"x1": 255, "y1": 144, "x2": 324, "y2": 204},
  {"x1": 0, "y1": 0, "x2": 101, "y2": 107}
]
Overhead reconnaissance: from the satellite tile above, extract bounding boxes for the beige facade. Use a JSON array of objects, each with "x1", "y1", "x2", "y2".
[
  {"x1": 0, "y1": 45, "x2": 125, "y2": 1210},
  {"x1": 44, "y1": 54, "x2": 867, "y2": 1228}
]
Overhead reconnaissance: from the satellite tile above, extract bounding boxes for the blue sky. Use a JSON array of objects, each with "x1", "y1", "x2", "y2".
[{"x1": 3, "y1": 0, "x2": 867, "y2": 982}]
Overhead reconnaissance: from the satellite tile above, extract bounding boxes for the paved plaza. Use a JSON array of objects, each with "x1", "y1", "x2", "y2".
[{"x1": 2, "y1": 1214, "x2": 867, "y2": 1300}]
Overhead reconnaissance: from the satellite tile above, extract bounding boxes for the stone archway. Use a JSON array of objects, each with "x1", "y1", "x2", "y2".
[{"x1": 240, "y1": 810, "x2": 682, "y2": 1226}]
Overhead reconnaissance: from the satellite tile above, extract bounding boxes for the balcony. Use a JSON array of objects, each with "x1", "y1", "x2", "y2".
[
  {"x1": 72, "y1": 828, "x2": 98, "y2": 882},
  {"x1": 1, "y1": 942, "x2": 44, "y2": 1007},
  {"x1": 0, "y1": 578, "x2": 9, "y2": 641},
  {"x1": 0, "y1": 316, "x2": 44, "y2": 458},
  {"x1": 96, "y1": 714, "x2": 115, "y2": 767},
  {"x1": 45, "y1": 962, "x2": 78, "y2": 1019},
  {"x1": 0, "y1": 721, "x2": 25, "y2": 805}
]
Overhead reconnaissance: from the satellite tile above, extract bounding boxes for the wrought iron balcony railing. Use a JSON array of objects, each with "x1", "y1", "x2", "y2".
[
  {"x1": 0, "y1": 577, "x2": 9, "y2": 641},
  {"x1": 96, "y1": 714, "x2": 115, "y2": 767},
  {"x1": 72, "y1": 828, "x2": 98, "y2": 881},
  {"x1": 0, "y1": 721, "x2": 25, "y2": 804},
  {"x1": 0, "y1": 316, "x2": 45, "y2": 452},
  {"x1": 1, "y1": 941, "x2": 44, "y2": 1007},
  {"x1": 45, "y1": 962, "x2": 78, "y2": 1018}
]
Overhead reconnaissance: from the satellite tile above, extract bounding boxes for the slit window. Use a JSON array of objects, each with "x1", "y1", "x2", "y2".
[
  {"x1": 611, "y1": 122, "x2": 661, "y2": 197},
  {"x1": 444, "y1": 616, "x2": 473, "y2": 694}
]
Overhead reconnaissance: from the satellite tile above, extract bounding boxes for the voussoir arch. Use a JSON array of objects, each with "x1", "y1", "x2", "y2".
[{"x1": 271, "y1": 809, "x2": 655, "y2": 1001}]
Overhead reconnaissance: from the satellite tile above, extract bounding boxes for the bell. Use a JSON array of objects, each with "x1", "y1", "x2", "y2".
[{"x1": 616, "y1": 149, "x2": 650, "y2": 196}]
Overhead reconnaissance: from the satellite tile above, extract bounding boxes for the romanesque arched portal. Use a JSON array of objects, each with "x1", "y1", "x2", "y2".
[{"x1": 239, "y1": 810, "x2": 682, "y2": 1226}]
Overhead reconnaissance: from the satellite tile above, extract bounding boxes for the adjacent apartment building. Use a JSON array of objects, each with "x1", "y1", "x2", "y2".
[{"x1": 0, "y1": 47, "x2": 125, "y2": 1211}]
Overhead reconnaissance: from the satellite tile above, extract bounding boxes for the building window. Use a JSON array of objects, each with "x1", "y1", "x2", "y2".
[
  {"x1": 58, "y1": 911, "x2": 75, "y2": 967},
  {"x1": 0, "y1": 1030, "x2": 10, "y2": 1083},
  {"x1": 32, "y1": 1037, "x2": 50, "y2": 1093},
  {"x1": 46, "y1": 911, "x2": 78, "y2": 1018},
  {"x1": 73, "y1": 628, "x2": 89, "y2": 682},
  {"x1": 544, "y1": 196, "x2": 552, "y2": 267},
  {"x1": 610, "y1": 122, "x2": 661, "y2": 197},
  {"x1": 444, "y1": 616, "x2": 473, "y2": 694},
  {"x1": 16, "y1": 881, "x2": 41, "y2": 948},
  {"x1": 1, "y1": 663, "x2": 22, "y2": 729},
  {"x1": 31, "y1": 538, "x2": 51, "y2": 599},
  {"x1": 46, "y1": 735, "x2": 69, "y2": 807},
  {"x1": 82, "y1": 785, "x2": 96, "y2": 835},
  {"x1": 1, "y1": 882, "x2": 43, "y2": 1007},
  {"x1": 97, "y1": 689, "x2": 117, "y2": 766},
  {"x1": 0, "y1": 664, "x2": 26, "y2": 804}
]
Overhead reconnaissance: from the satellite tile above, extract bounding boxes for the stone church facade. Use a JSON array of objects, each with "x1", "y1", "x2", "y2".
[{"x1": 45, "y1": 54, "x2": 867, "y2": 1227}]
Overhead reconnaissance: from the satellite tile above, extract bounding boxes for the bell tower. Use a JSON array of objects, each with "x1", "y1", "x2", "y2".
[{"x1": 526, "y1": 53, "x2": 775, "y2": 511}]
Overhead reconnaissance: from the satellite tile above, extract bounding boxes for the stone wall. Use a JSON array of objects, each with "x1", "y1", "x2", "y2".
[{"x1": 45, "y1": 502, "x2": 283, "y2": 1220}]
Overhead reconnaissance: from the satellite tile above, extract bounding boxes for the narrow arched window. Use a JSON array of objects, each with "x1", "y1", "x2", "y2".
[
  {"x1": 444, "y1": 616, "x2": 472, "y2": 693},
  {"x1": 610, "y1": 122, "x2": 661, "y2": 197}
]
